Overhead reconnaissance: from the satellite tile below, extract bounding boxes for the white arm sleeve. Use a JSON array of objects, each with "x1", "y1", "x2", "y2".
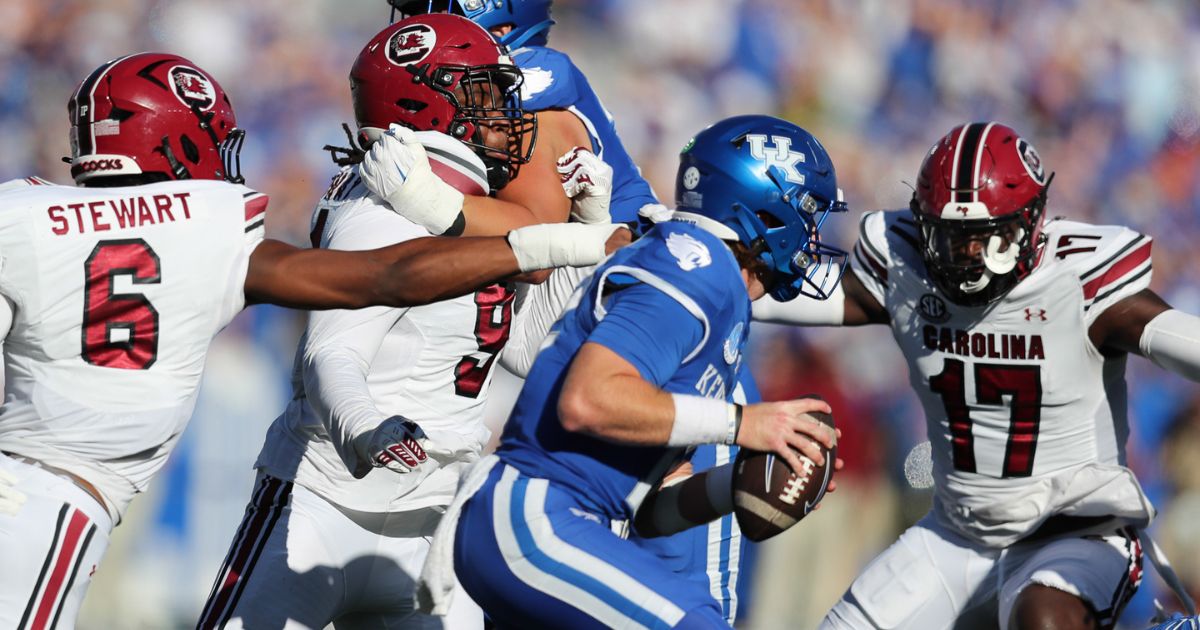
[
  {"x1": 499, "y1": 264, "x2": 592, "y2": 378},
  {"x1": 1139, "y1": 309, "x2": 1200, "y2": 382},
  {"x1": 302, "y1": 204, "x2": 425, "y2": 477},
  {"x1": 0, "y1": 293, "x2": 11, "y2": 391},
  {"x1": 303, "y1": 307, "x2": 405, "y2": 478},
  {"x1": 0, "y1": 293, "x2": 12, "y2": 341},
  {"x1": 752, "y1": 270, "x2": 846, "y2": 326}
]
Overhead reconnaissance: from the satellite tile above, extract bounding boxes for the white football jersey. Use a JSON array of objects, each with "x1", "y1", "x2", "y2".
[
  {"x1": 852, "y1": 210, "x2": 1156, "y2": 546},
  {"x1": 255, "y1": 143, "x2": 512, "y2": 514},
  {"x1": 0, "y1": 177, "x2": 266, "y2": 521}
]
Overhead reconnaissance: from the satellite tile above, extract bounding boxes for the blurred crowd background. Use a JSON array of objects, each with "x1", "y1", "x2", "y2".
[{"x1": 2, "y1": 0, "x2": 1199, "y2": 627}]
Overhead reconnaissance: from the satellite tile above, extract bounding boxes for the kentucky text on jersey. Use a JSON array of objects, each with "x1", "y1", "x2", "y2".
[
  {"x1": 695, "y1": 364, "x2": 727, "y2": 399},
  {"x1": 47, "y1": 192, "x2": 193, "y2": 235},
  {"x1": 923, "y1": 326, "x2": 1046, "y2": 360}
]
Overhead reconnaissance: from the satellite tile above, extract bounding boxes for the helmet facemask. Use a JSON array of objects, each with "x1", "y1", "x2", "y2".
[
  {"x1": 406, "y1": 60, "x2": 536, "y2": 190},
  {"x1": 154, "y1": 102, "x2": 246, "y2": 184},
  {"x1": 737, "y1": 166, "x2": 849, "y2": 302},
  {"x1": 912, "y1": 179, "x2": 1050, "y2": 307}
]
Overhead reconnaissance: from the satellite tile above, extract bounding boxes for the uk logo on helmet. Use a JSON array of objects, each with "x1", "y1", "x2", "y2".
[
  {"x1": 387, "y1": 24, "x2": 437, "y2": 67},
  {"x1": 169, "y1": 66, "x2": 215, "y2": 111},
  {"x1": 746, "y1": 134, "x2": 807, "y2": 185}
]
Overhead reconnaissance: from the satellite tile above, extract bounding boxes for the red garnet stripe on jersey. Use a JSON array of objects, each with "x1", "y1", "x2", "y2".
[
  {"x1": 243, "y1": 194, "x2": 268, "y2": 222},
  {"x1": 1082, "y1": 240, "x2": 1151, "y2": 301},
  {"x1": 26, "y1": 508, "x2": 93, "y2": 630}
]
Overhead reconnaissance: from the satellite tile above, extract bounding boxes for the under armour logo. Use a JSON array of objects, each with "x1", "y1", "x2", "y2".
[
  {"x1": 1024, "y1": 308, "x2": 1047, "y2": 321},
  {"x1": 746, "y1": 134, "x2": 806, "y2": 185}
]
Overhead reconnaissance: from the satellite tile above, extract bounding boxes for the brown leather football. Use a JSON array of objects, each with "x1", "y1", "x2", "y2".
[{"x1": 732, "y1": 407, "x2": 836, "y2": 542}]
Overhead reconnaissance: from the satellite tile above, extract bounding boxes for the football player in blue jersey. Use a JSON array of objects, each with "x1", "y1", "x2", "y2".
[{"x1": 424, "y1": 115, "x2": 849, "y2": 629}]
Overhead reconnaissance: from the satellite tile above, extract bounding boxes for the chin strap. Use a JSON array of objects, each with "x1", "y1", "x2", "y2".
[{"x1": 157, "y1": 135, "x2": 192, "y2": 180}]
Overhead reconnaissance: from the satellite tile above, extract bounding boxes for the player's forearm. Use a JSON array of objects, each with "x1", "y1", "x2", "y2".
[
  {"x1": 303, "y1": 346, "x2": 387, "y2": 478},
  {"x1": 244, "y1": 237, "x2": 520, "y2": 310},
  {"x1": 634, "y1": 463, "x2": 734, "y2": 538},
  {"x1": 751, "y1": 267, "x2": 886, "y2": 327},
  {"x1": 1140, "y1": 309, "x2": 1200, "y2": 381},
  {"x1": 459, "y1": 195, "x2": 546, "y2": 237},
  {"x1": 558, "y1": 371, "x2": 678, "y2": 444},
  {"x1": 371, "y1": 237, "x2": 522, "y2": 306}
]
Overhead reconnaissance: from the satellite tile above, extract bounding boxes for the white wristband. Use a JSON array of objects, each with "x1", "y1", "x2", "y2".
[
  {"x1": 668, "y1": 394, "x2": 741, "y2": 446},
  {"x1": 507, "y1": 223, "x2": 621, "y2": 273}
]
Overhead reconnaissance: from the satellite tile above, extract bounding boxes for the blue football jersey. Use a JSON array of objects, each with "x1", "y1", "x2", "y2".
[
  {"x1": 495, "y1": 220, "x2": 751, "y2": 522},
  {"x1": 512, "y1": 46, "x2": 659, "y2": 223}
]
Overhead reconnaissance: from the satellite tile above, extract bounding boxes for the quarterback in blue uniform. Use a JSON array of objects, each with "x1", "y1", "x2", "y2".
[
  {"x1": 448, "y1": 115, "x2": 848, "y2": 628},
  {"x1": 387, "y1": 3, "x2": 762, "y2": 619}
]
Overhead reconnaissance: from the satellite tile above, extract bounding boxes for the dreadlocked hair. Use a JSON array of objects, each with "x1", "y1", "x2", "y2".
[{"x1": 323, "y1": 123, "x2": 367, "y2": 167}]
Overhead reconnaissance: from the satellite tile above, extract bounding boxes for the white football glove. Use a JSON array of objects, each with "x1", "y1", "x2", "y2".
[
  {"x1": 0, "y1": 467, "x2": 27, "y2": 516},
  {"x1": 356, "y1": 416, "x2": 431, "y2": 474},
  {"x1": 557, "y1": 147, "x2": 613, "y2": 225},
  {"x1": 359, "y1": 124, "x2": 465, "y2": 235}
]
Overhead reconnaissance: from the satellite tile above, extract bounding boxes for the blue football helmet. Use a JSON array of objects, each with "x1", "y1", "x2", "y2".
[
  {"x1": 673, "y1": 115, "x2": 848, "y2": 302},
  {"x1": 389, "y1": 0, "x2": 554, "y2": 49}
]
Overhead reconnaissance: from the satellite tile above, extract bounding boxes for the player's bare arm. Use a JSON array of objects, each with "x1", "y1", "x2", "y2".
[
  {"x1": 1089, "y1": 288, "x2": 1200, "y2": 379},
  {"x1": 751, "y1": 266, "x2": 888, "y2": 326},
  {"x1": 482, "y1": 109, "x2": 594, "y2": 231},
  {"x1": 244, "y1": 222, "x2": 625, "y2": 310},
  {"x1": 842, "y1": 269, "x2": 890, "y2": 325},
  {"x1": 557, "y1": 342, "x2": 836, "y2": 475},
  {"x1": 360, "y1": 117, "x2": 608, "y2": 237}
]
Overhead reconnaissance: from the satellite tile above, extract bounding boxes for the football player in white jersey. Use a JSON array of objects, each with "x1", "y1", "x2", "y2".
[
  {"x1": 752, "y1": 122, "x2": 1200, "y2": 629},
  {"x1": 0, "y1": 51, "x2": 623, "y2": 630},
  {"x1": 196, "y1": 15, "x2": 620, "y2": 630}
]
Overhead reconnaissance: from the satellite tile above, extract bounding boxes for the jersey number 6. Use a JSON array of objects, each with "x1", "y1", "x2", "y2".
[{"x1": 82, "y1": 239, "x2": 161, "y2": 370}]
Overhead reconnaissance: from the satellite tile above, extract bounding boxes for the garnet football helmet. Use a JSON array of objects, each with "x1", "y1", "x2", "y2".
[
  {"x1": 351, "y1": 14, "x2": 536, "y2": 190},
  {"x1": 389, "y1": 0, "x2": 554, "y2": 50},
  {"x1": 68, "y1": 52, "x2": 244, "y2": 186},
  {"x1": 674, "y1": 115, "x2": 849, "y2": 302},
  {"x1": 911, "y1": 122, "x2": 1053, "y2": 306}
]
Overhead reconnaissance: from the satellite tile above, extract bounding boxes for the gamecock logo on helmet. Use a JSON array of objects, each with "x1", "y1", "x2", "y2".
[
  {"x1": 169, "y1": 66, "x2": 215, "y2": 111},
  {"x1": 387, "y1": 24, "x2": 437, "y2": 67},
  {"x1": 1016, "y1": 138, "x2": 1047, "y2": 185}
]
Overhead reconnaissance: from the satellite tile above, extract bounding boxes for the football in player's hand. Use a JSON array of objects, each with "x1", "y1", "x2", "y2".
[{"x1": 732, "y1": 403, "x2": 836, "y2": 542}]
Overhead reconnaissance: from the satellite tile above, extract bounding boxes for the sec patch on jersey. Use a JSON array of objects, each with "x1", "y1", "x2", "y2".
[{"x1": 732, "y1": 407, "x2": 836, "y2": 542}]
